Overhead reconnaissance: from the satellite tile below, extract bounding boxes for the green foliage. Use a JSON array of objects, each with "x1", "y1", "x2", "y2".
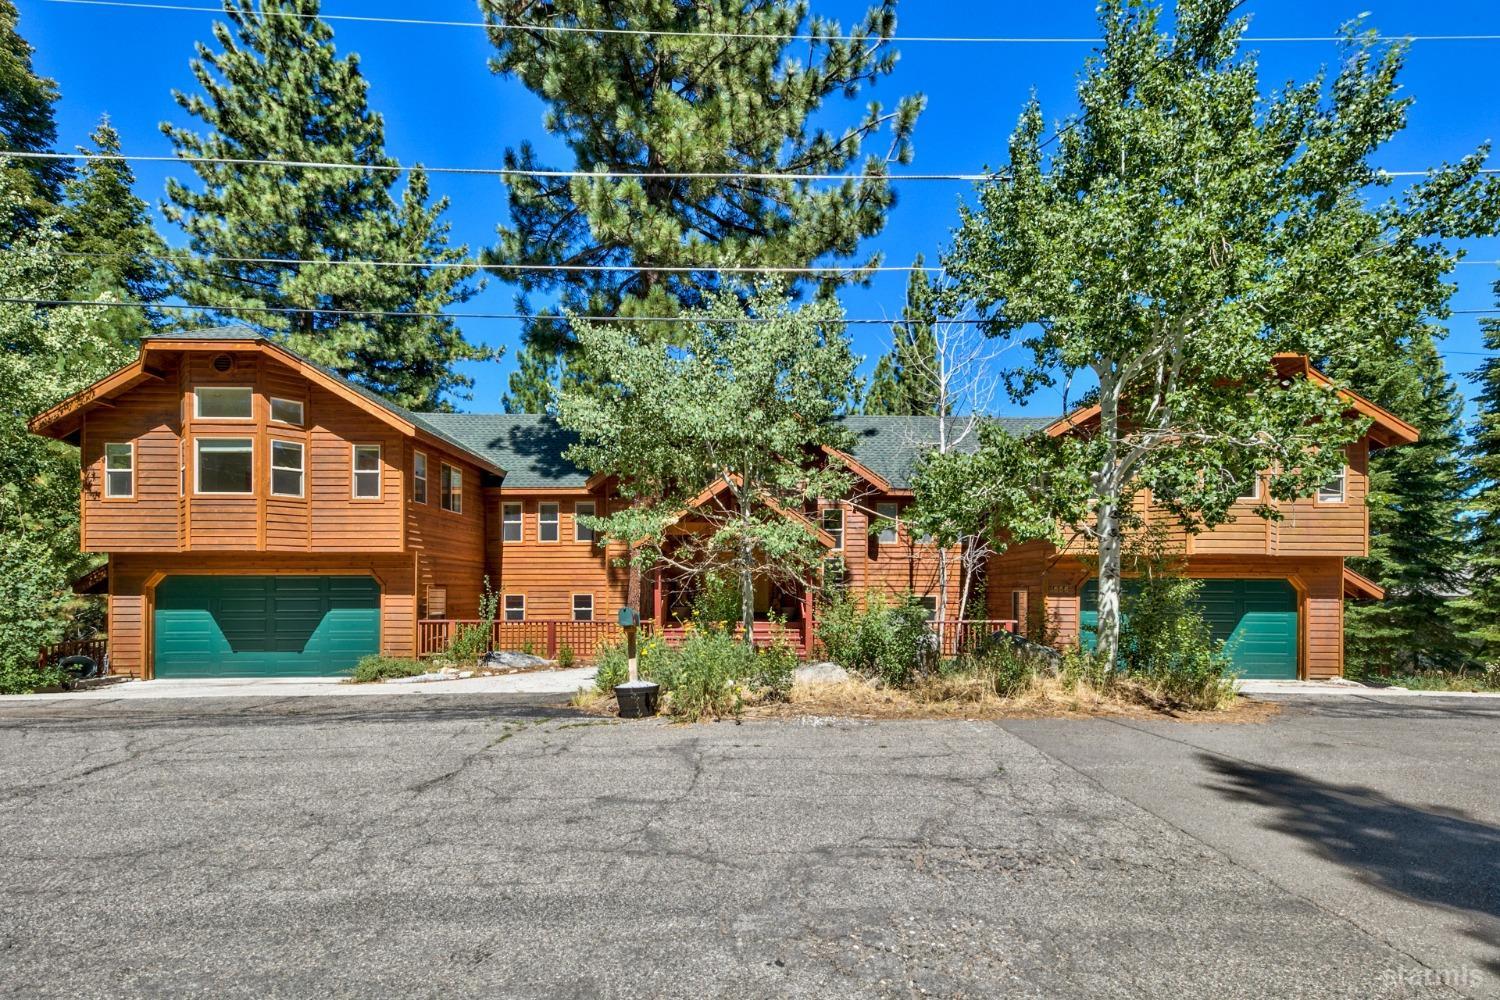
[
  {"x1": 161, "y1": 0, "x2": 491, "y2": 409},
  {"x1": 689, "y1": 571, "x2": 742, "y2": 627},
  {"x1": 1338, "y1": 337, "x2": 1471, "y2": 672},
  {"x1": 958, "y1": 644, "x2": 1038, "y2": 699},
  {"x1": 477, "y1": 0, "x2": 921, "y2": 411},
  {"x1": 1457, "y1": 282, "x2": 1500, "y2": 669},
  {"x1": 558, "y1": 286, "x2": 859, "y2": 639},
  {"x1": 593, "y1": 628, "x2": 792, "y2": 720},
  {"x1": 447, "y1": 578, "x2": 499, "y2": 663},
  {"x1": 1059, "y1": 647, "x2": 1114, "y2": 694},
  {"x1": 556, "y1": 644, "x2": 576, "y2": 670},
  {"x1": 941, "y1": 1, "x2": 1500, "y2": 665},
  {"x1": 350, "y1": 655, "x2": 429, "y2": 683},
  {"x1": 0, "y1": 0, "x2": 66, "y2": 237},
  {"x1": 1119, "y1": 574, "x2": 1236, "y2": 710},
  {"x1": 0, "y1": 534, "x2": 69, "y2": 693},
  {"x1": 864, "y1": 260, "x2": 942, "y2": 416},
  {"x1": 815, "y1": 591, "x2": 934, "y2": 688}
]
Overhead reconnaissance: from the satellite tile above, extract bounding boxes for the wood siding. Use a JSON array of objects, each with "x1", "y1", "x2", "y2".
[
  {"x1": 488, "y1": 492, "x2": 628, "y2": 622},
  {"x1": 407, "y1": 441, "x2": 488, "y2": 619}
]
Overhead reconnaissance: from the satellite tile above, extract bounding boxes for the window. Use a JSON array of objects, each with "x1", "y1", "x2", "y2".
[
  {"x1": 876, "y1": 502, "x2": 899, "y2": 544},
  {"x1": 412, "y1": 452, "x2": 428, "y2": 504},
  {"x1": 823, "y1": 556, "x2": 847, "y2": 590},
  {"x1": 195, "y1": 438, "x2": 253, "y2": 494},
  {"x1": 195, "y1": 386, "x2": 252, "y2": 420},
  {"x1": 353, "y1": 445, "x2": 382, "y2": 499},
  {"x1": 1318, "y1": 466, "x2": 1346, "y2": 504},
  {"x1": 539, "y1": 503, "x2": 560, "y2": 542},
  {"x1": 572, "y1": 593, "x2": 595, "y2": 622},
  {"x1": 822, "y1": 507, "x2": 844, "y2": 550},
  {"x1": 502, "y1": 502, "x2": 522, "y2": 542},
  {"x1": 103, "y1": 442, "x2": 133, "y2": 498},
  {"x1": 1238, "y1": 473, "x2": 1261, "y2": 502},
  {"x1": 440, "y1": 464, "x2": 462, "y2": 513},
  {"x1": 269, "y1": 397, "x2": 304, "y2": 426},
  {"x1": 574, "y1": 501, "x2": 596, "y2": 543},
  {"x1": 503, "y1": 594, "x2": 525, "y2": 622},
  {"x1": 919, "y1": 595, "x2": 939, "y2": 621},
  {"x1": 270, "y1": 440, "x2": 304, "y2": 497}
]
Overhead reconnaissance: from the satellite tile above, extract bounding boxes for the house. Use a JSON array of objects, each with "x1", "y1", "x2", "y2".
[{"x1": 30, "y1": 329, "x2": 1416, "y2": 681}]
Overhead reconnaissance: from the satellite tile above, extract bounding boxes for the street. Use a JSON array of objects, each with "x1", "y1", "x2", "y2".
[{"x1": 1, "y1": 693, "x2": 1495, "y2": 998}]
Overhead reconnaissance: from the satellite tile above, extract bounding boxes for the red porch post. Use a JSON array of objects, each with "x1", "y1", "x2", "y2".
[
  {"x1": 652, "y1": 566, "x2": 664, "y2": 625},
  {"x1": 800, "y1": 585, "x2": 814, "y2": 659}
]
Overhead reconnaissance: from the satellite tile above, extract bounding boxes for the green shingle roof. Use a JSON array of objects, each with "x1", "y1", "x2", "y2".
[
  {"x1": 839, "y1": 415, "x2": 1057, "y2": 490},
  {"x1": 145, "y1": 330, "x2": 1058, "y2": 490}
]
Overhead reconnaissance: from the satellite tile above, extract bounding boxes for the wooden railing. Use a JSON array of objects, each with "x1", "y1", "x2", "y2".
[
  {"x1": 418, "y1": 619, "x2": 628, "y2": 661},
  {"x1": 418, "y1": 617, "x2": 1018, "y2": 664},
  {"x1": 37, "y1": 637, "x2": 108, "y2": 672},
  {"x1": 656, "y1": 621, "x2": 810, "y2": 657}
]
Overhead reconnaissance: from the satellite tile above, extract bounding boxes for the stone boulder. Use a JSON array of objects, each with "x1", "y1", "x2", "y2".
[
  {"x1": 794, "y1": 661, "x2": 850, "y2": 685},
  {"x1": 480, "y1": 651, "x2": 552, "y2": 671}
]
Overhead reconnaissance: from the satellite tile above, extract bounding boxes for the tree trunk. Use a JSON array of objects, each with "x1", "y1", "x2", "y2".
[
  {"x1": 739, "y1": 487, "x2": 756, "y2": 648},
  {"x1": 1095, "y1": 497, "x2": 1123, "y2": 667}
]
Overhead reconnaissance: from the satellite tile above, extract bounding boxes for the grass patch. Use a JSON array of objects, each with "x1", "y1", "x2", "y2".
[
  {"x1": 1352, "y1": 666, "x2": 1500, "y2": 693},
  {"x1": 348, "y1": 655, "x2": 430, "y2": 684}
]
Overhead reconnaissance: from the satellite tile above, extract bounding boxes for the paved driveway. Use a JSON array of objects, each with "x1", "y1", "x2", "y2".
[{"x1": 0, "y1": 693, "x2": 1494, "y2": 998}]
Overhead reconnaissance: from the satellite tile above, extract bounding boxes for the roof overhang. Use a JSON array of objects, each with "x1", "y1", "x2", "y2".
[
  {"x1": 1044, "y1": 355, "x2": 1420, "y2": 449},
  {"x1": 1342, "y1": 565, "x2": 1386, "y2": 601},
  {"x1": 658, "y1": 474, "x2": 838, "y2": 548},
  {"x1": 29, "y1": 334, "x2": 507, "y2": 476}
]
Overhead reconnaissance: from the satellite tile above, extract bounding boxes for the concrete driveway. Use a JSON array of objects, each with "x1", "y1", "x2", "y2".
[{"x1": 0, "y1": 692, "x2": 1494, "y2": 998}]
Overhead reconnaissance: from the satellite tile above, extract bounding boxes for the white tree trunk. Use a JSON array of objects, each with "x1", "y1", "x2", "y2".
[{"x1": 1095, "y1": 498, "x2": 1123, "y2": 667}]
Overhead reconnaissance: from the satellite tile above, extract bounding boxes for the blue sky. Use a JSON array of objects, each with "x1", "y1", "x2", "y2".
[{"x1": 19, "y1": 0, "x2": 1500, "y2": 418}]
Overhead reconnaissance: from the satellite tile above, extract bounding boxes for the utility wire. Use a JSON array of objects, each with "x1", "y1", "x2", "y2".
[
  {"x1": 45, "y1": 0, "x2": 1500, "y2": 44},
  {"x1": 8, "y1": 297, "x2": 1500, "y2": 321},
  {"x1": 55, "y1": 249, "x2": 1500, "y2": 274},
  {"x1": 4, "y1": 150, "x2": 1491, "y2": 183}
]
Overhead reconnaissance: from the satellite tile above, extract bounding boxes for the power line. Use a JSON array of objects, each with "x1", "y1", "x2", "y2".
[
  {"x1": 45, "y1": 0, "x2": 1500, "y2": 44},
  {"x1": 60, "y1": 250, "x2": 940, "y2": 274},
  {"x1": 56, "y1": 249, "x2": 1500, "y2": 275},
  {"x1": 8, "y1": 297, "x2": 1499, "y2": 322},
  {"x1": 0, "y1": 297, "x2": 954, "y2": 324},
  {"x1": 5, "y1": 149, "x2": 1493, "y2": 184}
]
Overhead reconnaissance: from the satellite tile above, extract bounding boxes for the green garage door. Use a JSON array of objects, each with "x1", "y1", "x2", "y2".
[
  {"x1": 1080, "y1": 578, "x2": 1298, "y2": 679},
  {"x1": 154, "y1": 575, "x2": 380, "y2": 678}
]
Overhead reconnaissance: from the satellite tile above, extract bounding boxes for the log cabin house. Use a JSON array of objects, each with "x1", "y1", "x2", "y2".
[{"x1": 30, "y1": 330, "x2": 1417, "y2": 681}]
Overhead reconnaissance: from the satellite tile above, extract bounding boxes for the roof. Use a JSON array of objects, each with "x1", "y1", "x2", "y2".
[
  {"x1": 421, "y1": 414, "x2": 589, "y2": 489},
  {"x1": 840, "y1": 416, "x2": 1057, "y2": 491}
]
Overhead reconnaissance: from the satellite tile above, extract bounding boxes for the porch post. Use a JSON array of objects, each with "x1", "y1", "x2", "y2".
[
  {"x1": 801, "y1": 585, "x2": 814, "y2": 658},
  {"x1": 652, "y1": 566, "x2": 664, "y2": 625}
]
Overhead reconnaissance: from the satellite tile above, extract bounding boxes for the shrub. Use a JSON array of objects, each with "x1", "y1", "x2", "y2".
[
  {"x1": 350, "y1": 656, "x2": 429, "y2": 683},
  {"x1": 971, "y1": 645, "x2": 1037, "y2": 698},
  {"x1": 593, "y1": 634, "x2": 669, "y2": 692},
  {"x1": 815, "y1": 591, "x2": 936, "y2": 688},
  {"x1": 1060, "y1": 646, "x2": 1113, "y2": 693},
  {"x1": 664, "y1": 628, "x2": 747, "y2": 721},
  {"x1": 447, "y1": 578, "x2": 499, "y2": 664},
  {"x1": 1119, "y1": 571, "x2": 1235, "y2": 710},
  {"x1": 557, "y1": 644, "x2": 576, "y2": 670}
]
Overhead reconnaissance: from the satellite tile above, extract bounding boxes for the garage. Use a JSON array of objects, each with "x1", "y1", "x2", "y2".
[
  {"x1": 1080, "y1": 578, "x2": 1299, "y2": 680},
  {"x1": 153, "y1": 575, "x2": 381, "y2": 678}
]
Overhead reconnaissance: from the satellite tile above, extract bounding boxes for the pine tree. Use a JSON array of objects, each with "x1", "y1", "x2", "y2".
[
  {"x1": 1342, "y1": 336, "x2": 1471, "y2": 672},
  {"x1": 1456, "y1": 282, "x2": 1500, "y2": 669},
  {"x1": 0, "y1": 0, "x2": 67, "y2": 237},
  {"x1": 161, "y1": 0, "x2": 489, "y2": 410},
  {"x1": 864, "y1": 257, "x2": 940, "y2": 416},
  {"x1": 61, "y1": 119, "x2": 171, "y2": 343},
  {"x1": 479, "y1": 0, "x2": 923, "y2": 411}
]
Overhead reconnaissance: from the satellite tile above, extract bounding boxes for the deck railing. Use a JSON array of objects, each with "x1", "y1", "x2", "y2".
[
  {"x1": 37, "y1": 637, "x2": 109, "y2": 672},
  {"x1": 418, "y1": 619, "x2": 628, "y2": 661},
  {"x1": 418, "y1": 617, "x2": 1017, "y2": 663}
]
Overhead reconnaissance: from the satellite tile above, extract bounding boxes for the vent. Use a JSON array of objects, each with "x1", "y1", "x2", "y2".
[{"x1": 212, "y1": 354, "x2": 234, "y2": 373}]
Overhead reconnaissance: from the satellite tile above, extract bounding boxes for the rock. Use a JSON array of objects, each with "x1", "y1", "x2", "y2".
[
  {"x1": 480, "y1": 651, "x2": 552, "y2": 670},
  {"x1": 795, "y1": 661, "x2": 850, "y2": 685}
]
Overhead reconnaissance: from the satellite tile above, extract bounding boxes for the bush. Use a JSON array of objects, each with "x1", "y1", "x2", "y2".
[
  {"x1": 557, "y1": 644, "x2": 576, "y2": 670},
  {"x1": 350, "y1": 656, "x2": 429, "y2": 683},
  {"x1": 1119, "y1": 572, "x2": 1235, "y2": 710},
  {"x1": 970, "y1": 645, "x2": 1037, "y2": 698},
  {"x1": 447, "y1": 578, "x2": 499, "y2": 664},
  {"x1": 815, "y1": 591, "x2": 936, "y2": 688},
  {"x1": 594, "y1": 627, "x2": 788, "y2": 719}
]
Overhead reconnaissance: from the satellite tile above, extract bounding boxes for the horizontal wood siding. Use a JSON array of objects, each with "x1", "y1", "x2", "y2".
[
  {"x1": 491, "y1": 493, "x2": 628, "y2": 622},
  {"x1": 408, "y1": 440, "x2": 488, "y2": 619},
  {"x1": 80, "y1": 373, "x2": 183, "y2": 553}
]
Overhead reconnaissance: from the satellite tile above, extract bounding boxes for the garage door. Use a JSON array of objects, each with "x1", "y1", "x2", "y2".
[
  {"x1": 1080, "y1": 578, "x2": 1298, "y2": 679},
  {"x1": 154, "y1": 575, "x2": 380, "y2": 678}
]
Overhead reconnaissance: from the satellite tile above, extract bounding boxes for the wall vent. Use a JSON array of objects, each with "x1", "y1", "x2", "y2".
[{"x1": 212, "y1": 354, "x2": 234, "y2": 373}]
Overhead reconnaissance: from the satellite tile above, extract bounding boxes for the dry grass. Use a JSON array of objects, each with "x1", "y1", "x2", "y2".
[{"x1": 743, "y1": 674, "x2": 1276, "y2": 724}]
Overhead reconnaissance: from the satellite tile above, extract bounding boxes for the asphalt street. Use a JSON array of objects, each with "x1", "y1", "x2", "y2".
[{"x1": 0, "y1": 692, "x2": 1495, "y2": 999}]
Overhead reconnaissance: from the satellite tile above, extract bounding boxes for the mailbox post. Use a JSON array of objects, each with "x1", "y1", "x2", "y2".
[{"x1": 613, "y1": 607, "x2": 657, "y2": 717}]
